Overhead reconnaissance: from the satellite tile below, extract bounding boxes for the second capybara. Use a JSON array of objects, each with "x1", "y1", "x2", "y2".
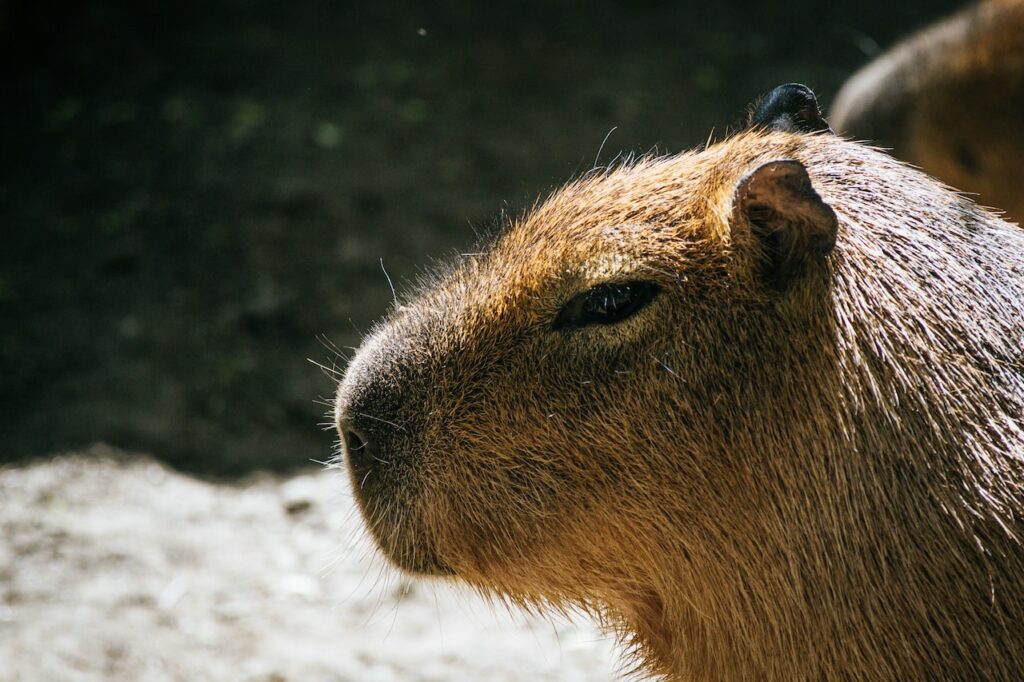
[
  {"x1": 832, "y1": 0, "x2": 1024, "y2": 224},
  {"x1": 334, "y1": 84, "x2": 1024, "y2": 680}
]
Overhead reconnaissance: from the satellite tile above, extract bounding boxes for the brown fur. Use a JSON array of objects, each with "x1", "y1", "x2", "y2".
[
  {"x1": 334, "y1": 127, "x2": 1024, "y2": 679},
  {"x1": 831, "y1": 0, "x2": 1024, "y2": 225}
]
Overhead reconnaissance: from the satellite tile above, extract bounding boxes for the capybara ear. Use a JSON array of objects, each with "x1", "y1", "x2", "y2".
[
  {"x1": 748, "y1": 83, "x2": 832, "y2": 134},
  {"x1": 734, "y1": 159, "x2": 838, "y2": 290}
]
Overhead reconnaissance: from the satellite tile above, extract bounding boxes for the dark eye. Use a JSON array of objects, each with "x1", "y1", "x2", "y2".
[{"x1": 554, "y1": 281, "x2": 660, "y2": 330}]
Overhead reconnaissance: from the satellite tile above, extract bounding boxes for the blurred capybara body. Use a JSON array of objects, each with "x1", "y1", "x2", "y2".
[
  {"x1": 832, "y1": 0, "x2": 1024, "y2": 223},
  {"x1": 335, "y1": 87, "x2": 1024, "y2": 680}
]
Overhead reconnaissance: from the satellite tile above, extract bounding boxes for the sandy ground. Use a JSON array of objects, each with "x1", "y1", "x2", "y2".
[{"x1": 0, "y1": 446, "x2": 618, "y2": 681}]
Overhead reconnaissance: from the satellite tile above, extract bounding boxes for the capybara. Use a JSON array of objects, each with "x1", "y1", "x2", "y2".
[
  {"x1": 334, "y1": 84, "x2": 1024, "y2": 680},
  {"x1": 831, "y1": 0, "x2": 1024, "y2": 224}
]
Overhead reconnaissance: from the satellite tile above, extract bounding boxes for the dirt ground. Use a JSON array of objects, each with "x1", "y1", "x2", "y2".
[{"x1": 0, "y1": 447, "x2": 616, "y2": 681}]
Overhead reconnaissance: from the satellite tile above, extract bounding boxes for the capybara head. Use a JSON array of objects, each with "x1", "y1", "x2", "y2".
[
  {"x1": 335, "y1": 84, "x2": 1024, "y2": 680},
  {"x1": 336, "y1": 87, "x2": 836, "y2": 576}
]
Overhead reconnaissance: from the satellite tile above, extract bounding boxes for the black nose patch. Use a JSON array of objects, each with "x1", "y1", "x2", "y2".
[{"x1": 749, "y1": 83, "x2": 832, "y2": 135}]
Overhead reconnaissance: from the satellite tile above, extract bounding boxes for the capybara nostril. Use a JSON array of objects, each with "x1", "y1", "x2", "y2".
[{"x1": 343, "y1": 428, "x2": 371, "y2": 473}]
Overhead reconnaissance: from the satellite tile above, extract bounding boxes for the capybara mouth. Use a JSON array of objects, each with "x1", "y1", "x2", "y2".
[
  {"x1": 377, "y1": 535, "x2": 455, "y2": 577},
  {"x1": 339, "y1": 420, "x2": 454, "y2": 577},
  {"x1": 348, "y1": 482, "x2": 455, "y2": 577},
  {"x1": 360, "y1": 497, "x2": 456, "y2": 577},
  {"x1": 403, "y1": 555, "x2": 455, "y2": 577}
]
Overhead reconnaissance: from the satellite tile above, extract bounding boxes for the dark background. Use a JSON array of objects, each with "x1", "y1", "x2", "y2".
[{"x1": 1, "y1": 0, "x2": 962, "y2": 475}]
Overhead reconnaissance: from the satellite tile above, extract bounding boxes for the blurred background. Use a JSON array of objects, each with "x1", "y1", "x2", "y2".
[{"x1": 1, "y1": 0, "x2": 961, "y2": 475}]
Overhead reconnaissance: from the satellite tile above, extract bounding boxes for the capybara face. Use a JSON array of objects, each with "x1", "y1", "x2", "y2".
[
  {"x1": 337, "y1": 168, "x2": 709, "y2": 579},
  {"x1": 336, "y1": 115, "x2": 838, "y2": 589}
]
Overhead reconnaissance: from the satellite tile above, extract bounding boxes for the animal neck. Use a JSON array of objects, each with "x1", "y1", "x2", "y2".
[{"x1": 608, "y1": 449, "x2": 1019, "y2": 680}]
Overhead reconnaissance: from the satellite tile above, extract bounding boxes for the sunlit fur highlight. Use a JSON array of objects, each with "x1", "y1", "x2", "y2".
[{"x1": 335, "y1": 129, "x2": 1024, "y2": 680}]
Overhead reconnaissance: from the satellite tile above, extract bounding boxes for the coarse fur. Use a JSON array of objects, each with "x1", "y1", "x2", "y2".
[
  {"x1": 831, "y1": 0, "x2": 1024, "y2": 224},
  {"x1": 334, "y1": 120, "x2": 1024, "y2": 678}
]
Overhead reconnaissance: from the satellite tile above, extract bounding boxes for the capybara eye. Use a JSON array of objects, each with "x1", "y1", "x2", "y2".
[{"x1": 554, "y1": 281, "x2": 659, "y2": 330}]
